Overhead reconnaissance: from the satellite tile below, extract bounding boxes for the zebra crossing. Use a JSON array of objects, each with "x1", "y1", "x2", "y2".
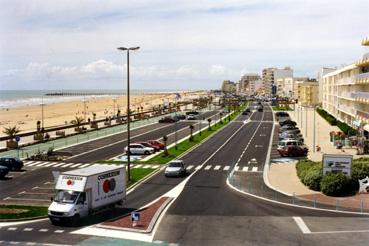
[{"x1": 23, "y1": 161, "x2": 261, "y2": 172}]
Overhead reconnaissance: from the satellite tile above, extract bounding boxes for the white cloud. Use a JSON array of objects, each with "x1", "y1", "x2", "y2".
[{"x1": 0, "y1": 0, "x2": 368, "y2": 89}]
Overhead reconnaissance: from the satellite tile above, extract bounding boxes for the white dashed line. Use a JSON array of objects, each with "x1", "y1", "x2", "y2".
[
  {"x1": 252, "y1": 167, "x2": 258, "y2": 172},
  {"x1": 293, "y1": 217, "x2": 311, "y2": 234},
  {"x1": 52, "y1": 162, "x2": 66, "y2": 167},
  {"x1": 54, "y1": 230, "x2": 64, "y2": 233},
  {"x1": 133, "y1": 164, "x2": 142, "y2": 168},
  {"x1": 223, "y1": 166, "x2": 230, "y2": 171},
  {"x1": 242, "y1": 166, "x2": 249, "y2": 172},
  {"x1": 44, "y1": 162, "x2": 57, "y2": 167},
  {"x1": 186, "y1": 165, "x2": 194, "y2": 170},
  {"x1": 204, "y1": 165, "x2": 212, "y2": 170},
  {"x1": 24, "y1": 228, "x2": 33, "y2": 231},
  {"x1": 195, "y1": 166, "x2": 202, "y2": 170},
  {"x1": 27, "y1": 162, "x2": 41, "y2": 166},
  {"x1": 61, "y1": 163, "x2": 74, "y2": 168},
  {"x1": 152, "y1": 165, "x2": 160, "y2": 169},
  {"x1": 39, "y1": 229, "x2": 48, "y2": 232},
  {"x1": 35, "y1": 162, "x2": 50, "y2": 167},
  {"x1": 7, "y1": 227, "x2": 17, "y2": 231},
  {"x1": 214, "y1": 165, "x2": 221, "y2": 170}
]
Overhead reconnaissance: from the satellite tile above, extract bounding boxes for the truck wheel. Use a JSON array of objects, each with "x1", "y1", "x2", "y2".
[{"x1": 72, "y1": 214, "x2": 80, "y2": 227}]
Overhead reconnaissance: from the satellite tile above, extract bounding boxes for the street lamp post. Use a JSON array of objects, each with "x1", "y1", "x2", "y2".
[
  {"x1": 313, "y1": 107, "x2": 316, "y2": 152},
  {"x1": 305, "y1": 107, "x2": 308, "y2": 137},
  {"x1": 117, "y1": 46, "x2": 140, "y2": 181},
  {"x1": 40, "y1": 96, "x2": 45, "y2": 131},
  {"x1": 113, "y1": 97, "x2": 117, "y2": 118},
  {"x1": 82, "y1": 98, "x2": 88, "y2": 123}
]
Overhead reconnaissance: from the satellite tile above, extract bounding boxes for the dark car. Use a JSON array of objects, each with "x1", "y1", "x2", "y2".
[
  {"x1": 282, "y1": 129, "x2": 301, "y2": 135},
  {"x1": 173, "y1": 114, "x2": 186, "y2": 120},
  {"x1": 185, "y1": 111, "x2": 199, "y2": 115},
  {"x1": 0, "y1": 166, "x2": 9, "y2": 178},
  {"x1": 278, "y1": 145, "x2": 308, "y2": 157},
  {"x1": 0, "y1": 157, "x2": 23, "y2": 171},
  {"x1": 275, "y1": 112, "x2": 289, "y2": 118},
  {"x1": 279, "y1": 119, "x2": 297, "y2": 126},
  {"x1": 242, "y1": 108, "x2": 251, "y2": 115},
  {"x1": 279, "y1": 125, "x2": 298, "y2": 132},
  {"x1": 158, "y1": 117, "x2": 178, "y2": 123},
  {"x1": 257, "y1": 105, "x2": 263, "y2": 112}
]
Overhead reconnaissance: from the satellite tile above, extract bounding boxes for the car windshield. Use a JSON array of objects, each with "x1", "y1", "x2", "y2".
[
  {"x1": 169, "y1": 162, "x2": 183, "y2": 167},
  {"x1": 141, "y1": 143, "x2": 151, "y2": 147},
  {"x1": 54, "y1": 190, "x2": 80, "y2": 204}
]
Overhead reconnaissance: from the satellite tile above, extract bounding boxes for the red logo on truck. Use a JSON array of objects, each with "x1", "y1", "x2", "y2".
[
  {"x1": 67, "y1": 179, "x2": 74, "y2": 186},
  {"x1": 102, "y1": 178, "x2": 116, "y2": 193}
]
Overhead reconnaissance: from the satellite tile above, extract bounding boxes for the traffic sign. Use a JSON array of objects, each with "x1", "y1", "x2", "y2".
[
  {"x1": 15, "y1": 136, "x2": 20, "y2": 142},
  {"x1": 131, "y1": 211, "x2": 140, "y2": 222}
]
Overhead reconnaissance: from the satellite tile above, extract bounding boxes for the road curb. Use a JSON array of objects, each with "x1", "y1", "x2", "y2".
[{"x1": 0, "y1": 215, "x2": 47, "y2": 223}]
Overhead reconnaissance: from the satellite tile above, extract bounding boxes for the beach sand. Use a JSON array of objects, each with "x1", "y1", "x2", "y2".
[{"x1": 0, "y1": 91, "x2": 205, "y2": 137}]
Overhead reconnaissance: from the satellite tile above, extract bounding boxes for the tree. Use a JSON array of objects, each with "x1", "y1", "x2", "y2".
[
  {"x1": 71, "y1": 116, "x2": 84, "y2": 130},
  {"x1": 207, "y1": 118, "x2": 212, "y2": 131},
  {"x1": 189, "y1": 125, "x2": 194, "y2": 141},
  {"x1": 163, "y1": 135, "x2": 169, "y2": 156},
  {"x1": 219, "y1": 112, "x2": 223, "y2": 124},
  {"x1": 2, "y1": 126, "x2": 20, "y2": 142}
]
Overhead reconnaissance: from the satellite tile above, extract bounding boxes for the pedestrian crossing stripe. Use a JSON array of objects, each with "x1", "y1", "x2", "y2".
[{"x1": 22, "y1": 161, "x2": 260, "y2": 172}]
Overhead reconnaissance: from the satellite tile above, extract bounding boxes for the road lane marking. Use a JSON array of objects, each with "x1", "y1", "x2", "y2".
[
  {"x1": 27, "y1": 162, "x2": 41, "y2": 166},
  {"x1": 70, "y1": 163, "x2": 83, "y2": 168},
  {"x1": 7, "y1": 227, "x2": 17, "y2": 231},
  {"x1": 52, "y1": 162, "x2": 65, "y2": 167},
  {"x1": 152, "y1": 165, "x2": 160, "y2": 169},
  {"x1": 24, "y1": 228, "x2": 33, "y2": 231},
  {"x1": 234, "y1": 166, "x2": 239, "y2": 171},
  {"x1": 35, "y1": 162, "x2": 50, "y2": 167},
  {"x1": 133, "y1": 164, "x2": 142, "y2": 168},
  {"x1": 61, "y1": 163, "x2": 74, "y2": 168},
  {"x1": 44, "y1": 162, "x2": 57, "y2": 167},
  {"x1": 293, "y1": 217, "x2": 311, "y2": 234},
  {"x1": 54, "y1": 230, "x2": 64, "y2": 233},
  {"x1": 242, "y1": 167, "x2": 248, "y2": 172},
  {"x1": 78, "y1": 163, "x2": 91, "y2": 168},
  {"x1": 142, "y1": 165, "x2": 151, "y2": 169},
  {"x1": 252, "y1": 167, "x2": 258, "y2": 172},
  {"x1": 214, "y1": 165, "x2": 221, "y2": 170},
  {"x1": 24, "y1": 161, "x2": 35, "y2": 165},
  {"x1": 186, "y1": 165, "x2": 194, "y2": 170},
  {"x1": 18, "y1": 191, "x2": 26, "y2": 195},
  {"x1": 223, "y1": 166, "x2": 230, "y2": 171},
  {"x1": 204, "y1": 165, "x2": 212, "y2": 170},
  {"x1": 195, "y1": 166, "x2": 201, "y2": 170},
  {"x1": 39, "y1": 229, "x2": 48, "y2": 232}
]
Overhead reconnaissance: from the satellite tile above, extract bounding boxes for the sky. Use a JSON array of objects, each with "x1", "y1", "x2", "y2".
[{"x1": 0, "y1": 0, "x2": 368, "y2": 90}]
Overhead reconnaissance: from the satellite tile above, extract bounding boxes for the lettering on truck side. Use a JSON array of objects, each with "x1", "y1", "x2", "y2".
[{"x1": 98, "y1": 171, "x2": 120, "y2": 180}]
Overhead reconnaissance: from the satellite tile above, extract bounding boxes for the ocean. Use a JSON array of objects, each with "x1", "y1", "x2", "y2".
[{"x1": 0, "y1": 89, "x2": 177, "y2": 109}]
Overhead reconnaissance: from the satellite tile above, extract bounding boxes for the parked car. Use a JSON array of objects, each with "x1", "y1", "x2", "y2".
[
  {"x1": 279, "y1": 125, "x2": 298, "y2": 132},
  {"x1": 135, "y1": 141, "x2": 161, "y2": 152},
  {"x1": 281, "y1": 129, "x2": 301, "y2": 135},
  {"x1": 279, "y1": 119, "x2": 296, "y2": 126},
  {"x1": 275, "y1": 112, "x2": 289, "y2": 118},
  {"x1": 242, "y1": 108, "x2": 251, "y2": 115},
  {"x1": 257, "y1": 105, "x2": 263, "y2": 112},
  {"x1": 187, "y1": 114, "x2": 196, "y2": 120},
  {"x1": 124, "y1": 144, "x2": 155, "y2": 155},
  {"x1": 185, "y1": 111, "x2": 199, "y2": 115},
  {"x1": 277, "y1": 139, "x2": 305, "y2": 150},
  {"x1": 278, "y1": 145, "x2": 308, "y2": 157},
  {"x1": 173, "y1": 114, "x2": 186, "y2": 120},
  {"x1": 279, "y1": 132, "x2": 303, "y2": 141},
  {"x1": 158, "y1": 117, "x2": 178, "y2": 123},
  {"x1": 147, "y1": 140, "x2": 165, "y2": 150},
  {"x1": 164, "y1": 160, "x2": 186, "y2": 177},
  {"x1": 0, "y1": 166, "x2": 9, "y2": 178},
  {"x1": 0, "y1": 157, "x2": 24, "y2": 171}
]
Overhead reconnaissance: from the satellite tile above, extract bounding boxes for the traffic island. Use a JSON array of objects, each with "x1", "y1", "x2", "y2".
[{"x1": 98, "y1": 196, "x2": 172, "y2": 233}]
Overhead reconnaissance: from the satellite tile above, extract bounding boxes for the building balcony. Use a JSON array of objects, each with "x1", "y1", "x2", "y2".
[
  {"x1": 352, "y1": 92, "x2": 369, "y2": 103},
  {"x1": 355, "y1": 72, "x2": 369, "y2": 84},
  {"x1": 356, "y1": 53, "x2": 369, "y2": 67},
  {"x1": 357, "y1": 109, "x2": 369, "y2": 120},
  {"x1": 337, "y1": 106, "x2": 356, "y2": 117},
  {"x1": 337, "y1": 76, "x2": 356, "y2": 85},
  {"x1": 362, "y1": 37, "x2": 369, "y2": 46}
]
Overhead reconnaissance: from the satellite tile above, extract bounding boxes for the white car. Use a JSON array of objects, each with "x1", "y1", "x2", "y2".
[
  {"x1": 124, "y1": 144, "x2": 155, "y2": 155},
  {"x1": 187, "y1": 114, "x2": 196, "y2": 120},
  {"x1": 165, "y1": 160, "x2": 186, "y2": 177}
]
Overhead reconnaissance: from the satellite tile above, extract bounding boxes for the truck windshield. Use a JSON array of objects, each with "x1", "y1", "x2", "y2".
[{"x1": 54, "y1": 190, "x2": 80, "y2": 204}]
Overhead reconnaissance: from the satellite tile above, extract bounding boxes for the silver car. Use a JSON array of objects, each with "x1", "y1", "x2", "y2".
[{"x1": 165, "y1": 160, "x2": 186, "y2": 177}]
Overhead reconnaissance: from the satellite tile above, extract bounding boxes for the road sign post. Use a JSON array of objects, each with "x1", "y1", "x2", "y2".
[
  {"x1": 131, "y1": 211, "x2": 140, "y2": 227},
  {"x1": 15, "y1": 136, "x2": 20, "y2": 158}
]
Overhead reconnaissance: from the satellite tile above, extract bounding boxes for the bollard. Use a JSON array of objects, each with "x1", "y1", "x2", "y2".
[
  {"x1": 292, "y1": 192, "x2": 295, "y2": 205},
  {"x1": 361, "y1": 200, "x2": 364, "y2": 213},
  {"x1": 336, "y1": 199, "x2": 339, "y2": 211}
]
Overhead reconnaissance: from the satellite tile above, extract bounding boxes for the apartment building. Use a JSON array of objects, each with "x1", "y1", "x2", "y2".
[
  {"x1": 221, "y1": 80, "x2": 236, "y2": 93},
  {"x1": 262, "y1": 67, "x2": 293, "y2": 95},
  {"x1": 276, "y1": 77, "x2": 294, "y2": 97},
  {"x1": 318, "y1": 67, "x2": 336, "y2": 104},
  {"x1": 237, "y1": 73, "x2": 260, "y2": 95},
  {"x1": 293, "y1": 78, "x2": 319, "y2": 106},
  {"x1": 322, "y1": 36, "x2": 369, "y2": 133}
]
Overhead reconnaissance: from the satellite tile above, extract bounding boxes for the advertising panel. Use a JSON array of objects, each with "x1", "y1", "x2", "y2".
[
  {"x1": 322, "y1": 154, "x2": 352, "y2": 177},
  {"x1": 56, "y1": 175, "x2": 87, "y2": 191}
]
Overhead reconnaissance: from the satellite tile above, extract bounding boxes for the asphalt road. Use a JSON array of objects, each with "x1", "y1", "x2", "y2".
[{"x1": 1, "y1": 103, "x2": 369, "y2": 246}]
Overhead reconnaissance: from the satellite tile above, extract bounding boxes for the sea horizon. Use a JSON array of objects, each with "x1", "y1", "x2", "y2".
[{"x1": 0, "y1": 89, "x2": 196, "y2": 109}]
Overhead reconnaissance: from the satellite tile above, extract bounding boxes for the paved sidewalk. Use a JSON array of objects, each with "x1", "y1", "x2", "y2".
[{"x1": 289, "y1": 106, "x2": 367, "y2": 161}]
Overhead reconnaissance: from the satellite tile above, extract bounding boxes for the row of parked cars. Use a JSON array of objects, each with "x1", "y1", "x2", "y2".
[
  {"x1": 0, "y1": 157, "x2": 24, "y2": 178},
  {"x1": 158, "y1": 111, "x2": 199, "y2": 123},
  {"x1": 276, "y1": 112, "x2": 308, "y2": 157}
]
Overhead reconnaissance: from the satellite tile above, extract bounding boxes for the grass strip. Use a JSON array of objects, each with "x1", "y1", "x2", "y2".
[
  {"x1": 0, "y1": 205, "x2": 48, "y2": 220},
  {"x1": 127, "y1": 168, "x2": 155, "y2": 187},
  {"x1": 272, "y1": 105, "x2": 292, "y2": 111}
]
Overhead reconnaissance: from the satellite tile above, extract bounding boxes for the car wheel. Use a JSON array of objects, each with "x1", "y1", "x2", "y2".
[{"x1": 144, "y1": 151, "x2": 149, "y2": 155}]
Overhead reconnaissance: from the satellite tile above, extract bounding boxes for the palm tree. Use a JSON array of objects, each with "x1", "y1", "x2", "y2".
[
  {"x1": 3, "y1": 126, "x2": 20, "y2": 142},
  {"x1": 163, "y1": 135, "x2": 169, "y2": 156},
  {"x1": 189, "y1": 125, "x2": 194, "y2": 141},
  {"x1": 219, "y1": 112, "x2": 223, "y2": 124},
  {"x1": 3, "y1": 126, "x2": 20, "y2": 149},
  {"x1": 207, "y1": 118, "x2": 212, "y2": 131},
  {"x1": 71, "y1": 116, "x2": 84, "y2": 131}
]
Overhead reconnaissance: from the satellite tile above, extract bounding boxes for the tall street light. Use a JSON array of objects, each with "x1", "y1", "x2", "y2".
[
  {"x1": 117, "y1": 46, "x2": 140, "y2": 181},
  {"x1": 40, "y1": 96, "x2": 45, "y2": 131}
]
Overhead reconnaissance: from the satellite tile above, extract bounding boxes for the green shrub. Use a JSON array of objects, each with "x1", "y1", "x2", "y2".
[
  {"x1": 303, "y1": 170, "x2": 322, "y2": 191},
  {"x1": 336, "y1": 120, "x2": 356, "y2": 136},
  {"x1": 320, "y1": 172, "x2": 350, "y2": 196},
  {"x1": 316, "y1": 108, "x2": 337, "y2": 126},
  {"x1": 350, "y1": 161, "x2": 369, "y2": 190}
]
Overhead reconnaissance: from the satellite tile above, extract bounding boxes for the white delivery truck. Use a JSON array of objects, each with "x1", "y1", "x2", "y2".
[{"x1": 48, "y1": 165, "x2": 126, "y2": 225}]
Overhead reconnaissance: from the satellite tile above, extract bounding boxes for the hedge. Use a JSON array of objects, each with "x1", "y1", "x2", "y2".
[
  {"x1": 316, "y1": 107, "x2": 356, "y2": 136},
  {"x1": 296, "y1": 158, "x2": 369, "y2": 196}
]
